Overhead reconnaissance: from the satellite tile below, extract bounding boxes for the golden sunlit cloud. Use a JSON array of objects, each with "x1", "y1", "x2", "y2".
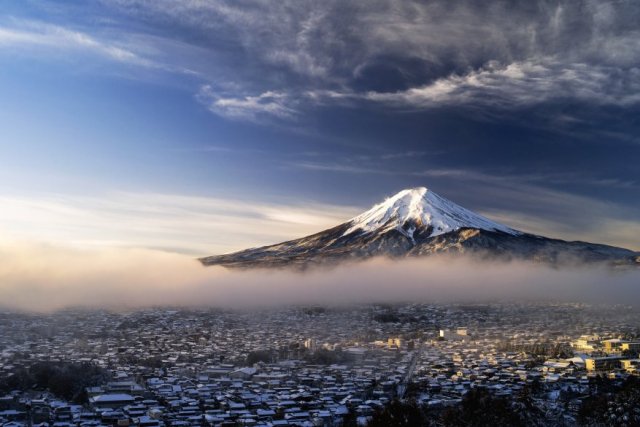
[{"x1": 0, "y1": 192, "x2": 361, "y2": 255}]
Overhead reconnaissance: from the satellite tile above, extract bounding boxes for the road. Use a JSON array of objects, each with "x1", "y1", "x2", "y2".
[{"x1": 397, "y1": 343, "x2": 423, "y2": 399}]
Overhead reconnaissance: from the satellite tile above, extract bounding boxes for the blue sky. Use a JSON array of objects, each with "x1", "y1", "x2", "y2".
[{"x1": 1, "y1": 0, "x2": 639, "y2": 254}]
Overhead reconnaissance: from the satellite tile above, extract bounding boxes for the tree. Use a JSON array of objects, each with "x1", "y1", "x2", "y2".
[
  {"x1": 368, "y1": 399, "x2": 430, "y2": 427},
  {"x1": 0, "y1": 361, "x2": 109, "y2": 403},
  {"x1": 341, "y1": 408, "x2": 358, "y2": 427},
  {"x1": 441, "y1": 388, "x2": 524, "y2": 427},
  {"x1": 578, "y1": 376, "x2": 640, "y2": 426},
  {"x1": 246, "y1": 350, "x2": 272, "y2": 365}
]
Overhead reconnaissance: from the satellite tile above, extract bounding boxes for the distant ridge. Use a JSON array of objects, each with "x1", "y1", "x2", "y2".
[{"x1": 200, "y1": 187, "x2": 640, "y2": 269}]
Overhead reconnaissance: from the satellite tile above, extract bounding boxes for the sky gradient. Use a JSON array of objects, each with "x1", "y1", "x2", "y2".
[{"x1": 1, "y1": 0, "x2": 639, "y2": 254}]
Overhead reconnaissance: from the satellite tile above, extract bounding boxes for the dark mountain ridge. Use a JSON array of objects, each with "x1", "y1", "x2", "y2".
[{"x1": 200, "y1": 187, "x2": 639, "y2": 269}]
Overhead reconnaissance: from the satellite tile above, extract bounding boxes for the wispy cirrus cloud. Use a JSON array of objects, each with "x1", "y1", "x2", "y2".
[
  {"x1": 416, "y1": 168, "x2": 640, "y2": 191},
  {"x1": 102, "y1": 0, "x2": 339, "y2": 80},
  {"x1": 0, "y1": 18, "x2": 207, "y2": 79},
  {"x1": 196, "y1": 55, "x2": 640, "y2": 120},
  {"x1": 101, "y1": 0, "x2": 640, "y2": 118},
  {"x1": 0, "y1": 19, "x2": 155, "y2": 68},
  {"x1": 364, "y1": 59, "x2": 640, "y2": 109},
  {"x1": 196, "y1": 85, "x2": 297, "y2": 122},
  {"x1": 6, "y1": 1, "x2": 640, "y2": 121},
  {"x1": 292, "y1": 161, "x2": 392, "y2": 175},
  {"x1": 0, "y1": 192, "x2": 360, "y2": 255},
  {"x1": 307, "y1": 58, "x2": 640, "y2": 111}
]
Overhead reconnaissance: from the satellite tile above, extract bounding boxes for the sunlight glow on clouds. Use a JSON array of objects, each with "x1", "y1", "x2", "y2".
[
  {"x1": 0, "y1": 246, "x2": 638, "y2": 312},
  {"x1": 0, "y1": 192, "x2": 360, "y2": 255},
  {"x1": 0, "y1": 187, "x2": 637, "y2": 256}
]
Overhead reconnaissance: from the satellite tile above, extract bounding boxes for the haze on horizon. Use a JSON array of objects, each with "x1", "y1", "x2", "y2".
[
  {"x1": 0, "y1": 1, "x2": 639, "y2": 280},
  {"x1": 0, "y1": 243, "x2": 638, "y2": 312}
]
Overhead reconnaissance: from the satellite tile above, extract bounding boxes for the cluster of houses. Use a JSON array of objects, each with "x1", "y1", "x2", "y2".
[
  {"x1": 572, "y1": 335, "x2": 640, "y2": 374},
  {"x1": 0, "y1": 302, "x2": 638, "y2": 426}
]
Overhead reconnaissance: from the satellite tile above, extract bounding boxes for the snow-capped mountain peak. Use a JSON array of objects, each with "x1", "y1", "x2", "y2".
[
  {"x1": 200, "y1": 186, "x2": 639, "y2": 269},
  {"x1": 343, "y1": 187, "x2": 519, "y2": 240}
]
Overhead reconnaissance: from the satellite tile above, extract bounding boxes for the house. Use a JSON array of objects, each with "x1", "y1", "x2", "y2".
[
  {"x1": 89, "y1": 394, "x2": 136, "y2": 409},
  {"x1": 621, "y1": 359, "x2": 640, "y2": 373},
  {"x1": 230, "y1": 367, "x2": 257, "y2": 380},
  {"x1": 585, "y1": 356, "x2": 623, "y2": 372}
]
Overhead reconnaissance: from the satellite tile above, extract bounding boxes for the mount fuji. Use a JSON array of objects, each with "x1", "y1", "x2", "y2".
[{"x1": 199, "y1": 187, "x2": 639, "y2": 269}]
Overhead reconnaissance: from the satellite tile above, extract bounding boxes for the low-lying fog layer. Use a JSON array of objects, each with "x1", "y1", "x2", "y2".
[{"x1": 0, "y1": 242, "x2": 638, "y2": 312}]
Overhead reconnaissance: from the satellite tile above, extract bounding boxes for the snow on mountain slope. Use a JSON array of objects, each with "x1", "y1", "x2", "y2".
[
  {"x1": 199, "y1": 186, "x2": 639, "y2": 269},
  {"x1": 343, "y1": 187, "x2": 519, "y2": 241}
]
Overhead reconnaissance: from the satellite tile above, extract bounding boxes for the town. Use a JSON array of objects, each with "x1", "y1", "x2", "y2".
[{"x1": 1, "y1": 302, "x2": 639, "y2": 426}]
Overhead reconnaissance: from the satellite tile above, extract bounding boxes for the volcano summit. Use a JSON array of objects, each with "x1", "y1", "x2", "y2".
[{"x1": 200, "y1": 187, "x2": 639, "y2": 269}]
